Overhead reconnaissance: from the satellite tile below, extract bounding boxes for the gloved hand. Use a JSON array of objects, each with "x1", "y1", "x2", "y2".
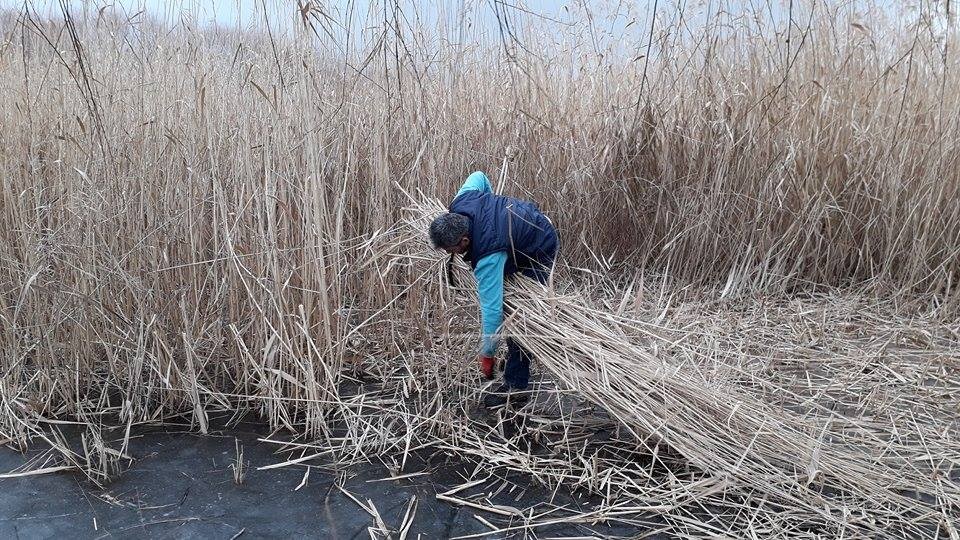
[{"x1": 479, "y1": 355, "x2": 495, "y2": 380}]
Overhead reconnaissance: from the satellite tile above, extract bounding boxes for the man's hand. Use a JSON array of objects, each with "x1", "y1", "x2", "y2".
[{"x1": 479, "y1": 355, "x2": 495, "y2": 380}]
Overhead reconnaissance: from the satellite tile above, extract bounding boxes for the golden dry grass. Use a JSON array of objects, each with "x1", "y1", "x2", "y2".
[{"x1": 0, "y1": 2, "x2": 958, "y2": 538}]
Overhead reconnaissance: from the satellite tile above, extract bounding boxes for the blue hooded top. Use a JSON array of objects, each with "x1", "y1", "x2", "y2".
[{"x1": 448, "y1": 172, "x2": 557, "y2": 357}]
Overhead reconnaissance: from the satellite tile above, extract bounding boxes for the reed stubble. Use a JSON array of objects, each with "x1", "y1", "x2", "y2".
[{"x1": 0, "y1": 3, "x2": 958, "y2": 537}]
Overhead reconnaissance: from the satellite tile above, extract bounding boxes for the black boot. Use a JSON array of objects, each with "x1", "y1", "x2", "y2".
[{"x1": 483, "y1": 384, "x2": 530, "y2": 409}]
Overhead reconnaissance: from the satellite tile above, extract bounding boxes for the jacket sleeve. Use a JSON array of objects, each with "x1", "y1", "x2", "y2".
[
  {"x1": 456, "y1": 171, "x2": 493, "y2": 198},
  {"x1": 473, "y1": 251, "x2": 507, "y2": 356}
]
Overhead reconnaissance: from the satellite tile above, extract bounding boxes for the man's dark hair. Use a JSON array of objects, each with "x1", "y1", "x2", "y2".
[{"x1": 429, "y1": 213, "x2": 470, "y2": 249}]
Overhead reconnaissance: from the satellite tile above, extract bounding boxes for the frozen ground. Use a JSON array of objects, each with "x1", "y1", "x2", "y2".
[{"x1": 0, "y1": 420, "x2": 653, "y2": 539}]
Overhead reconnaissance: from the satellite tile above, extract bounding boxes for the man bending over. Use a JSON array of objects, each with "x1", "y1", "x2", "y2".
[{"x1": 429, "y1": 171, "x2": 558, "y2": 409}]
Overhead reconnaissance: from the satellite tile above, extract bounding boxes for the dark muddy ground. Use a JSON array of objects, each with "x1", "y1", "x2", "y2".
[{"x1": 0, "y1": 419, "x2": 652, "y2": 539}]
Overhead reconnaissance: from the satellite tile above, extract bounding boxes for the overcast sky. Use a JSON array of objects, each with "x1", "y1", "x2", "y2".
[
  {"x1": 0, "y1": 1, "x2": 692, "y2": 50},
  {"x1": 5, "y1": 0, "x2": 309, "y2": 28},
  {"x1": 1, "y1": 1, "x2": 558, "y2": 28},
  {"x1": 0, "y1": 1, "x2": 928, "y2": 48}
]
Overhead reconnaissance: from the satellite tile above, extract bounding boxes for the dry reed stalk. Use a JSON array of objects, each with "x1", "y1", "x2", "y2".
[
  {"x1": 2, "y1": 2, "x2": 958, "y2": 432},
  {"x1": 384, "y1": 197, "x2": 959, "y2": 538},
  {"x1": 0, "y1": 3, "x2": 958, "y2": 537}
]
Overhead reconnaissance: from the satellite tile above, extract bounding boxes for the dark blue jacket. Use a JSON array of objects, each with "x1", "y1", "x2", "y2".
[{"x1": 449, "y1": 190, "x2": 558, "y2": 279}]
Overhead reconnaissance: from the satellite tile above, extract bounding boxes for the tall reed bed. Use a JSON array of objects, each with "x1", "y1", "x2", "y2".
[{"x1": 0, "y1": 2, "x2": 957, "y2": 534}]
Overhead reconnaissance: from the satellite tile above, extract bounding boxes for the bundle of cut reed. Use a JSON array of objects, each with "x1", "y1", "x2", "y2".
[{"x1": 395, "y1": 198, "x2": 958, "y2": 538}]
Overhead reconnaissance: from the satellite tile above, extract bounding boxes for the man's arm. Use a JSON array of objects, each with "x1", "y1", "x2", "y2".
[
  {"x1": 456, "y1": 171, "x2": 493, "y2": 198},
  {"x1": 474, "y1": 251, "x2": 507, "y2": 356}
]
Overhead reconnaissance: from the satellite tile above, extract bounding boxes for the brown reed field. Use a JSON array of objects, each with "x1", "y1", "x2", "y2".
[{"x1": 0, "y1": 1, "x2": 958, "y2": 537}]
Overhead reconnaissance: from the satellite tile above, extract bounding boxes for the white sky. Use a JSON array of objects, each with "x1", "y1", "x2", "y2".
[
  {"x1": 5, "y1": 1, "x2": 307, "y2": 29},
  {"x1": 0, "y1": 1, "x2": 933, "y2": 48},
  {"x1": 0, "y1": 1, "x2": 697, "y2": 52}
]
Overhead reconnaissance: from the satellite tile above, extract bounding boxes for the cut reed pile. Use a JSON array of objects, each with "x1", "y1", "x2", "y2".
[
  {"x1": 379, "y1": 197, "x2": 960, "y2": 538},
  {"x1": 0, "y1": 2, "x2": 958, "y2": 537}
]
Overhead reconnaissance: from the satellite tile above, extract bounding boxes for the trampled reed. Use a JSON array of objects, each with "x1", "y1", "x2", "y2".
[{"x1": 0, "y1": 2, "x2": 957, "y2": 537}]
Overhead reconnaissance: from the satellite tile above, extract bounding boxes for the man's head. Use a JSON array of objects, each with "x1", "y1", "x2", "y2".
[{"x1": 429, "y1": 213, "x2": 470, "y2": 255}]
